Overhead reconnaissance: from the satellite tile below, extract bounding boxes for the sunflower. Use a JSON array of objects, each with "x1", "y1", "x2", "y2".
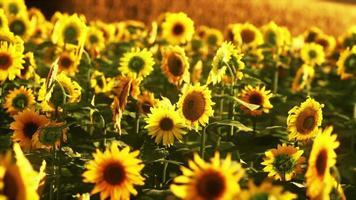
[
  {"x1": 32, "y1": 122, "x2": 68, "y2": 151},
  {"x1": 137, "y1": 91, "x2": 158, "y2": 115},
  {"x1": 28, "y1": 8, "x2": 46, "y2": 24},
  {"x1": 4, "y1": 86, "x2": 35, "y2": 115},
  {"x1": 161, "y1": 45, "x2": 190, "y2": 86},
  {"x1": 328, "y1": 177, "x2": 346, "y2": 200},
  {"x1": 0, "y1": 143, "x2": 46, "y2": 200},
  {"x1": 177, "y1": 84, "x2": 214, "y2": 130},
  {"x1": 119, "y1": 48, "x2": 154, "y2": 78},
  {"x1": 207, "y1": 42, "x2": 245, "y2": 85},
  {"x1": 145, "y1": 98, "x2": 186, "y2": 146},
  {"x1": 306, "y1": 126, "x2": 339, "y2": 200},
  {"x1": 203, "y1": 28, "x2": 224, "y2": 48},
  {"x1": 191, "y1": 60, "x2": 203, "y2": 84},
  {"x1": 122, "y1": 20, "x2": 147, "y2": 40},
  {"x1": 303, "y1": 27, "x2": 323, "y2": 43},
  {"x1": 239, "y1": 85, "x2": 273, "y2": 116},
  {"x1": 85, "y1": 26, "x2": 105, "y2": 54},
  {"x1": 237, "y1": 180, "x2": 297, "y2": 200},
  {"x1": 18, "y1": 52, "x2": 36, "y2": 80},
  {"x1": 51, "y1": 13, "x2": 87, "y2": 47},
  {"x1": 233, "y1": 23, "x2": 263, "y2": 48},
  {"x1": 287, "y1": 98, "x2": 323, "y2": 141},
  {"x1": 161, "y1": 12, "x2": 194, "y2": 44},
  {"x1": 291, "y1": 64, "x2": 315, "y2": 93},
  {"x1": 261, "y1": 21, "x2": 291, "y2": 49},
  {"x1": 170, "y1": 152, "x2": 245, "y2": 200},
  {"x1": 10, "y1": 109, "x2": 50, "y2": 151},
  {"x1": 315, "y1": 33, "x2": 336, "y2": 55},
  {"x1": 0, "y1": 41, "x2": 23, "y2": 82},
  {"x1": 0, "y1": 9, "x2": 9, "y2": 32},
  {"x1": 30, "y1": 21, "x2": 52, "y2": 44},
  {"x1": 339, "y1": 25, "x2": 356, "y2": 48},
  {"x1": 337, "y1": 46, "x2": 356, "y2": 80},
  {"x1": 262, "y1": 144, "x2": 305, "y2": 181},
  {"x1": 112, "y1": 75, "x2": 141, "y2": 100},
  {"x1": 82, "y1": 143, "x2": 145, "y2": 200},
  {"x1": 8, "y1": 13, "x2": 33, "y2": 40},
  {"x1": 90, "y1": 70, "x2": 112, "y2": 94},
  {"x1": 2, "y1": 0, "x2": 26, "y2": 16},
  {"x1": 91, "y1": 20, "x2": 116, "y2": 42},
  {"x1": 0, "y1": 28, "x2": 24, "y2": 53},
  {"x1": 300, "y1": 43, "x2": 325, "y2": 66},
  {"x1": 57, "y1": 48, "x2": 79, "y2": 76}
]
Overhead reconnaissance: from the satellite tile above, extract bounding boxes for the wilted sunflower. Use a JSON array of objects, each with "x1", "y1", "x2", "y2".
[
  {"x1": 145, "y1": 98, "x2": 186, "y2": 146},
  {"x1": 300, "y1": 43, "x2": 325, "y2": 66},
  {"x1": 18, "y1": 52, "x2": 36, "y2": 80},
  {"x1": 2, "y1": 0, "x2": 26, "y2": 16},
  {"x1": 239, "y1": 85, "x2": 273, "y2": 116},
  {"x1": 233, "y1": 23, "x2": 263, "y2": 48},
  {"x1": 161, "y1": 12, "x2": 194, "y2": 44},
  {"x1": 170, "y1": 152, "x2": 244, "y2": 200},
  {"x1": 0, "y1": 9, "x2": 9, "y2": 32},
  {"x1": 137, "y1": 91, "x2": 158, "y2": 115},
  {"x1": 10, "y1": 109, "x2": 50, "y2": 151},
  {"x1": 262, "y1": 144, "x2": 305, "y2": 181},
  {"x1": 0, "y1": 143, "x2": 46, "y2": 200},
  {"x1": 119, "y1": 48, "x2": 154, "y2": 78},
  {"x1": 32, "y1": 122, "x2": 68, "y2": 151},
  {"x1": 291, "y1": 64, "x2": 315, "y2": 93},
  {"x1": 287, "y1": 98, "x2": 323, "y2": 141},
  {"x1": 112, "y1": 75, "x2": 141, "y2": 100},
  {"x1": 161, "y1": 45, "x2": 190, "y2": 86},
  {"x1": 82, "y1": 143, "x2": 145, "y2": 200},
  {"x1": 306, "y1": 126, "x2": 339, "y2": 200},
  {"x1": 4, "y1": 86, "x2": 35, "y2": 115},
  {"x1": 237, "y1": 180, "x2": 297, "y2": 200},
  {"x1": 0, "y1": 41, "x2": 23, "y2": 82},
  {"x1": 337, "y1": 46, "x2": 356, "y2": 80},
  {"x1": 177, "y1": 84, "x2": 214, "y2": 130},
  {"x1": 8, "y1": 13, "x2": 33, "y2": 40}
]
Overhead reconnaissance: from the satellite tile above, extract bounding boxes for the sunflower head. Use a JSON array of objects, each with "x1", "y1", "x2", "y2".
[
  {"x1": 8, "y1": 13, "x2": 33, "y2": 39},
  {"x1": 291, "y1": 64, "x2": 315, "y2": 93},
  {"x1": 315, "y1": 33, "x2": 336, "y2": 54},
  {"x1": 261, "y1": 21, "x2": 291, "y2": 49},
  {"x1": 137, "y1": 91, "x2": 158, "y2": 115},
  {"x1": 303, "y1": 27, "x2": 323, "y2": 43},
  {"x1": 337, "y1": 46, "x2": 356, "y2": 80},
  {"x1": 57, "y1": 49, "x2": 78, "y2": 76},
  {"x1": 90, "y1": 70, "x2": 110, "y2": 94},
  {"x1": 239, "y1": 85, "x2": 273, "y2": 116},
  {"x1": 161, "y1": 12, "x2": 195, "y2": 44},
  {"x1": 19, "y1": 52, "x2": 36, "y2": 80},
  {"x1": 4, "y1": 86, "x2": 35, "y2": 115},
  {"x1": 233, "y1": 23, "x2": 263, "y2": 48},
  {"x1": 171, "y1": 152, "x2": 244, "y2": 200},
  {"x1": 287, "y1": 97, "x2": 323, "y2": 141},
  {"x1": 300, "y1": 42, "x2": 325, "y2": 66},
  {"x1": 85, "y1": 26, "x2": 105, "y2": 54},
  {"x1": 119, "y1": 48, "x2": 154, "y2": 78},
  {"x1": 203, "y1": 28, "x2": 223, "y2": 48},
  {"x1": 2, "y1": 0, "x2": 26, "y2": 16},
  {"x1": 0, "y1": 41, "x2": 23, "y2": 82},
  {"x1": 32, "y1": 122, "x2": 68, "y2": 151}
]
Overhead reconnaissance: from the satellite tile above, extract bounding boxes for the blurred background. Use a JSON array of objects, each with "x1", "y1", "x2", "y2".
[{"x1": 25, "y1": 0, "x2": 356, "y2": 36}]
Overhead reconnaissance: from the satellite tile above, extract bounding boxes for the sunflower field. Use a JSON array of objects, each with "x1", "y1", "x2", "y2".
[{"x1": 0, "y1": 0, "x2": 356, "y2": 199}]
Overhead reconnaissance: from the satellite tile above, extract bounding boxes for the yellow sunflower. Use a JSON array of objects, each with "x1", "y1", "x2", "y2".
[
  {"x1": 161, "y1": 12, "x2": 194, "y2": 44},
  {"x1": 0, "y1": 143, "x2": 46, "y2": 200},
  {"x1": 2, "y1": 0, "x2": 26, "y2": 16},
  {"x1": 233, "y1": 23, "x2": 263, "y2": 48},
  {"x1": 32, "y1": 122, "x2": 68, "y2": 151},
  {"x1": 28, "y1": 8, "x2": 46, "y2": 24},
  {"x1": 82, "y1": 143, "x2": 145, "y2": 200},
  {"x1": 287, "y1": 98, "x2": 323, "y2": 141},
  {"x1": 8, "y1": 12, "x2": 33, "y2": 40},
  {"x1": 203, "y1": 28, "x2": 224, "y2": 48},
  {"x1": 0, "y1": 9, "x2": 9, "y2": 32},
  {"x1": 30, "y1": 21, "x2": 52, "y2": 45},
  {"x1": 338, "y1": 25, "x2": 356, "y2": 49},
  {"x1": 137, "y1": 91, "x2": 158, "y2": 115},
  {"x1": 237, "y1": 180, "x2": 297, "y2": 200},
  {"x1": 191, "y1": 60, "x2": 203, "y2": 84},
  {"x1": 10, "y1": 109, "x2": 50, "y2": 151},
  {"x1": 122, "y1": 20, "x2": 147, "y2": 40},
  {"x1": 261, "y1": 21, "x2": 291, "y2": 49},
  {"x1": 119, "y1": 48, "x2": 154, "y2": 78},
  {"x1": 239, "y1": 85, "x2": 273, "y2": 116},
  {"x1": 145, "y1": 98, "x2": 186, "y2": 146},
  {"x1": 303, "y1": 26, "x2": 323, "y2": 43},
  {"x1": 262, "y1": 144, "x2": 305, "y2": 181},
  {"x1": 177, "y1": 84, "x2": 214, "y2": 130},
  {"x1": 300, "y1": 43, "x2": 325, "y2": 66},
  {"x1": 170, "y1": 152, "x2": 245, "y2": 200},
  {"x1": 85, "y1": 26, "x2": 105, "y2": 55},
  {"x1": 57, "y1": 48, "x2": 79, "y2": 76},
  {"x1": 291, "y1": 64, "x2": 315, "y2": 93},
  {"x1": 91, "y1": 20, "x2": 116, "y2": 42},
  {"x1": 306, "y1": 126, "x2": 340, "y2": 200},
  {"x1": 315, "y1": 33, "x2": 336, "y2": 55},
  {"x1": 337, "y1": 46, "x2": 356, "y2": 80},
  {"x1": 328, "y1": 177, "x2": 346, "y2": 200},
  {"x1": 90, "y1": 70, "x2": 112, "y2": 94},
  {"x1": 161, "y1": 45, "x2": 190, "y2": 86},
  {"x1": 18, "y1": 52, "x2": 36, "y2": 80},
  {"x1": 0, "y1": 41, "x2": 23, "y2": 82},
  {"x1": 4, "y1": 86, "x2": 35, "y2": 115}
]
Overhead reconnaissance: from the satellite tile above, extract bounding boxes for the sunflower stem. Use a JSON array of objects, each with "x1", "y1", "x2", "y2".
[
  {"x1": 162, "y1": 161, "x2": 168, "y2": 187},
  {"x1": 49, "y1": 143, "x2": 57, "y2": 200},
  {"x1": 273, "y1": 67, "x2": 279, "y2": 94},
  {"x1": 135, "y1": 112, "x2": 140, "y2": 134},
  {"x1": 200, "y1": 128, "x2": 207, "y2": 159},
  {"x1": 252, "y1": 117, "x2": 257, "y2": 134}
]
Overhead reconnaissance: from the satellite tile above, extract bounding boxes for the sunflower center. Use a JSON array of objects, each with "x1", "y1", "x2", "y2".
[
  {"x1": 9, "y1": 20, "x2": 26, "y2": 36},
  {"x1": 227, "y1": 30, "x2": 234, "y2": 41},
  {"x1": 196, "y1": 170, "x2": 226, "y2": 199},
  {"x1": 0, "y1": 53, "x2": 12, "y2": 70},
  {"x1": 316, "y1": 148, "x2": 328, "y2": 177},
  {"x1": 249, "y1": 93, "x2": 263, "y2": 105},
  {"x1": 250, "y1": 192, "x2": 269, "y2": 200},
  {"x1": 308, "y1": 50, "x2": 317, "y2": 59},
  {"x1": 159, "y1": 117, "x2": 174, "y2": 131},
  {"x1": 128, "y1": 56, "x2": 145, "y2": 74},
  {"x1": 141, "y1": 101, "x2": 152, "y2": 114},
  {"x1": 172, "y1": 23, "x2": 184, "y2": 36},
  {"x1": 241, "y1": 29, "x2": 255, "y2": 44},
  {"x1": 305, "y1": 31, "x2": 317, "y2": 43},
  {"x1": 182, "y1": 91, "x2": 206, "y2": 122},
  {"x1": 12, "y1": 93, "x2": 28, "y2": 110},
  {"x1": 103, "y1": 162, "x2": 126, "y2": 185},
  {"x1": 207, "y1": 34, "x2": 218, "y2": 46},
  {"x1": 296, "y1": 110, "x2": 317, "y2": 134},
  {"x1": 266, "y1": 31, "x2": 277, "y2": 46},
  {"x1": 59, "y1": 56, "x2": 73, "y2": 69},
  {"x1": 95, "y1": 76, "x2": 104, "y2": 88},
  {"x1": 64, "y1": 25, "x2": 78, "y2": 44},
  {"x1": 3, "y1": 170, "x2": 19, "y2": 200},
  {"x1": 167, "y1": 54, "x2": 184, "y2": 76},
  {"x1": 23, "y1": 121, "x2": 39, "y2": 138},
  {"x1": 344, "y1": 54, "x2": 356, "y2": 69},
  {"x1": 89, "y1": 35, "x2": 99, "y2": 44},
  {"x1": 302, "y1": 116, "x2": 315, "y2": 130},
  {"x1": 8, "y1": 3, "x2": 19, "y2": 15},
  {"x1": 273, "y1": 154, "x2": 295, "y2": 174}
]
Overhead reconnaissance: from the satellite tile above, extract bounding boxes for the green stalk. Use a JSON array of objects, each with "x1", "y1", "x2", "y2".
[
  {"x1": 273, "y1": 67, "x2": 279, "y2": 94},
  {"x1": 200, "y1": 128, "x2": 207, "y2": 159},
  {"x1": 162, "y1": 161, "x2": 168, "y2": 188}
]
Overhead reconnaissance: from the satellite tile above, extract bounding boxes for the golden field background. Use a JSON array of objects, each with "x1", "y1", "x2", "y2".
[{"x1": 68, "y1": 0, "x2": 356, "y2": 36}]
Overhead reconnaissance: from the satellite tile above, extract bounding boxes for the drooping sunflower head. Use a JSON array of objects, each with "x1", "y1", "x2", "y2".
[
  {"x1": 239, "y1": 85, "x2": 273, "y2": 116},
  {"x1": 287, "y1": 97, "x2": 323, "y2": 141},
  {"x1": 262, "y1": 144, "x2": 305, "y2": 181},
  {"x1": 145, "y1": 97, "x2": 186, "y2": 146},
  {"x1": 119, "y1": 48, "x2": 154, "y2": 78},
  {"x1": 161, "y1": 12, "x2": 194, "y2": 44},
  {"x1": 161, "y1": 45, "x2": 190, "y2": 86},
  {"x1": 137, "y1": 91, "x2": 158, "y2": 115},
  {"x1": 4, "y1": 86, "x2": 35, "y2": 115},
  {"x1": 8, "y1": 12, "x2": 33, "y2": 40},
  {"x1": 177, "y1": 84, "x2": 214, "y2": 130},
  {"x1": 10, "y1": 109, "x2": 50, "y2": 151},
  {"x1": 52, "y1": 13, "x2": 87, "y2": 46},
  {"x1": 82, "y1": 143, "x2": 145, "y2": 200},
  {"x1": 0, "y1": 9, "x2": 9, "y2": 32},
  {"x1": 112, "y1": 75, "x2": 141, "y2": 100},
  {"x1": 18, "y1": 52, "x2": 36, "y2": 80},
  {"x1": 53, "y1": 72, "x2": 82, "y2": 104},
  {"x1": 0, "y1": 41, "x2": 23, "y2": 82},
  {"x1": 291, "y1": 64, "x2": 315, "y2": 93},
  {"x1": 337, "y1": 46, "x2": 356, "y2": 80},
  {"x1": 233, "y1": 23, "x2": 263, "y2": 48},
  {"x1": 306, "y1": 126, "x2": 340, "y2": 199},
  {"x1": 300, "y1": 42, "x2": 325, "y2": 66},
  {"x1": 85, "y1": 26, "x2": 105, "y2": 53},
  {"x1": 170, "y1": 152, "x2": 245, "y2": 200}
]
